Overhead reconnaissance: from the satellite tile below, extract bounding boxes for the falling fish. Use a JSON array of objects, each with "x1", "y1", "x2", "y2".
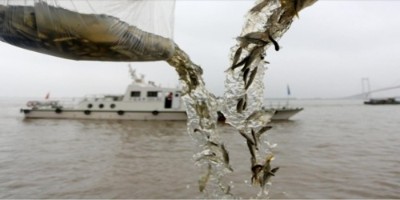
[
  {"x1": 261, "y1": 154, "x2": 279, "y2": 187},
  {"x1": 268, "y1": 33, "x2": 280, "y2": 51},
  {"x1": 245, "y1": 67, "x2": 258, "y2": 90},
  {"x1": 246, "y1": 111, "x2": 263, "y2": 124},
  {"x1": 220, "y1": 144, "x2": 234, "y2": 172},
  {"x1": 257, "y1": 125, "x2": 272, "y2": 136},
  {"x1": 239, "y1": 130, "x2": 255, "y2": 146},
  {"x1": 246, "y1": 138, "x2": 256, "y2": 161},
  {"x1": 236, "y1": 95, "x2": 247, "y2": 113},
  {"x1": 251, "y1": 164, "x2": 264, "y2": 184},
  {"x1": 251, "y1": 129, "x2": 259, "y2": 150},
  {"x1": 195, "y1": 101, "x2": 210, "y2": 118},
  {"x1": 231, "y1": 47, "x2": 243, "y2": 68},
  {"x1": 237, "y1": 31, "x2": 271, "y2": 47},
  {"x1": 231, "y1": 45, "x2": 264, "y2": 71},
  {"x1": 243, "y1": 67, "x2": 251, "y2": 86},
  {"x1": 199, "y1": 164, "x2": 212, "y2": 192}
]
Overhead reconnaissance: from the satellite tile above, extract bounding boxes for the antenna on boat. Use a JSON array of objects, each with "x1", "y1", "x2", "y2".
[
  {"x1": 128, "y1": 64, "x2": 145, "y2": 83},
  {"x1": 128, "y1": 64, "x2": 136, "y2": 81},
  {"x1": 285, "y1": 84, "x2": 291, "y2": 107}
]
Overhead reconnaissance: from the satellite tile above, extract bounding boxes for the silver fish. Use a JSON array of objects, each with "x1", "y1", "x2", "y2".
[
  {"x1": 261, "y1": 154, "x2": 277, "y2": 187},
  {"x1": 232, "y1": 45, "x2": 263, "y2": 71},
  {"x1": 243, "y1": 67, "x2": 251, "y2": 86},
  {"x1": 231, "y1": 47, "x2": 243, "y2": 68},
  {"x1": 268, "y1": 33, "x2": 280, "y2": 51},
  {"x1": 236, "y1": 95, "x2": 247, "y2": 113},
  {"x1": 220, "y1": 144, "x2": 233, "y2": 171},
  {"x1": 198, "y1": 164, "x2": 212, "y2": 192},
  {"x1": 237, "y1": 32, "x2": 270, "y2": 47},
  {"x1": 251, "y1": 164, "x2": 264, "y2": 185},
  {"x1": 246, "y1": 110, "x2": 265, "y2": 122},
  {"x1": 251, "y1": 129, "x2": 259, "y2": 150},
  {"x1": 230, "y1": 54, "x2": 249, "y2": 70},
  {"x1": 245, "y1": 67, "x2": 258, "y2": 90},
  {"x1": 239, "y1": 130, "x2": 255, "y2": 145},
  {"x1": 195, "y1": 101, "x2": 210, "y2": 118},
  {"x1": 247, "y1": 139, "x2": 256, "y2": 160}
]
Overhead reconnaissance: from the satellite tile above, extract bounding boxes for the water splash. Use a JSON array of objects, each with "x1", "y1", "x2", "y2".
[{"x1": 166, "y1": 0, "x2": 317, "y2": 198}]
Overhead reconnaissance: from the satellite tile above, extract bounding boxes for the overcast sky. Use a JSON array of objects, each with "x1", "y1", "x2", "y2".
[{"x1": 1, "y1": 1, "x2": 400, "y2": 99}]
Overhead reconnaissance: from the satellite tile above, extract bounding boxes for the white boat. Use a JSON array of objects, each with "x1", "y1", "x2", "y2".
[
  {"x1": 262, "y1": 85, "x2": 304, "y2": 121},
  {"x1": 20, "y1": 67, "x2": 187, "y2": 120},
  {"x1": 20, "y1": 67, "x2": 303, "y2": 121},
  {"x1": 264, "y1": 106, "x2": 303, "y2": 121}
]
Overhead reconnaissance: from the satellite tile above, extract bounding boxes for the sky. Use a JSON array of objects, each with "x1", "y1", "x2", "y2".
[{"x1": 1, "y1": 0, "x2": 400, "y2": 99}]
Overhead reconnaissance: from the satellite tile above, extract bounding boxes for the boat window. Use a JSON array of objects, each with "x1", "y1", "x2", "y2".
[
  {"x1": 99, "y1": 104, "x2": 104, "y2": 108},
  {"x1": 110, "y1": 104, "x2": 116, "y2": 109},
  {"x1": 87, "y1": 104, "x2": 93, "y2": 108},
  {"x1": 130, "y1": 91, "x2": 141, "y2": 97},
  {"x1": 147, "y1": 91, "x2": 158, "y2": 97}
]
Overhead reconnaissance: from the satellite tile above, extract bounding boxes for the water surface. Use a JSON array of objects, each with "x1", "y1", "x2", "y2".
[{"x1": 0, "y1": 98, "x2": 399, "y2": 198}]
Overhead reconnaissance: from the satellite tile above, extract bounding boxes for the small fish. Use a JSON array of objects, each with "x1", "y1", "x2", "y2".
[
  {"x1": 220, "y1": 144, "x2": 233, "y2": 171},
  {"x1": 195, "y1": 152, "x2": 217, "y2": 162},
  {"x1": 268, "y1": 33, "x2": 280, "y2": 51},
  {"x1": 207, "y1": 140, "x2": 220, "y2": 147},
  {"x1": 245, "y1": 67, "x2": 258, "y2": 90},
  {"x1": 258, "y1": 125, "x2": 272, "y2": 135},
  {"x1": 271, "y1": 167, "x2": 280, "y2": 174},
  {"x1": 224, "y1": 185, "x2": 231, "y2": 195},
  {"x1": 233, "y1": 45, "x2": 264, "y2": 72},
  {"x1": 198, "y1": 164, "x2": 212, "y2": 192},
  {"x1": 250, "y1": 0, "x2": 269, "y2": 13},
  {"x1": 261, "y1": 154, "x2": 277, "y2": 187},
  {"x1": 237, "y1": 32, "x2": 270, "y2": 47},
  {"x1": 251, "y1": 164, "x2": 264, "y2": 184},
  {"x1": 251, "y1": 129, "x2": 259, "y2": 150},
  {"x1": 237, "y1": 36, "x2": 268, "y2": 47},
  {"x1": 195, "y1": 101, "x2": 210, "y2": 118},
  {"x1": 246, "y1": 46, "x2": 265, "y2": 67},
  {"x1": 231, "y1": 47, "x2": 243, "y2": 68},
  {"x1": 231, "y1": 55, "x2": 250, "y2": 70},
  {"x1": 236, "y1": 96, "x2": 246, "y2": 113},
  {"x1": 256, "y1": 125, "x2": 273, "y2": 139},
  {"x1": 246, "y1": 139, "x2": 256, "y2": 160},
  {"x1": 239, "y1": 130, "x2": 255, "y2": 145},
  {"x1": 250, "y1": 156, "x2": 257, "y2": 169},
  {"x1": 243, "y1": 67, "x2": 251, "y2": 85},
  {"x1": 246, "y1": 110, "x2": 265, "y2": 122}
]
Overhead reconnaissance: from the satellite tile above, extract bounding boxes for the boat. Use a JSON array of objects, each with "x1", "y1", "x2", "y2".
[
  {"x1": 364, "y1": 97, "x2": 400, "y2": 105},
  {"x1": 263, "y1": 85, "x2": 304, "y2": 121},
  {"x1": 263, "y1": 106, "x2": 303, "y2": 120},
  {"x1": 216, "y1": 106, "x2": 303, "y2": 122},
  {"x1": 20, "y1": 67, "x2": 303, "y2": 121},
  {"x1": 20, "y1": 66, "x2": 187, "y2": 120}
]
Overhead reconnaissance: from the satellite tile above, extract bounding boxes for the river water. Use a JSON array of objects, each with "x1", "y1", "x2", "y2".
[{"x1": 0, "y1": 97, "x2": 399, "y2": 199}]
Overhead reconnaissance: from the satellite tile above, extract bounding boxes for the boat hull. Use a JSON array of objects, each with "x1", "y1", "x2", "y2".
[
  {"x1": 364, "y1": 98, "x2": 400, "y2": 105},
  {"x1": 21, "y1": 109, "x2": 187, "y2": 121},
  {"x1": 269, "y1": 108, "x2": 303, "y2": 120}
]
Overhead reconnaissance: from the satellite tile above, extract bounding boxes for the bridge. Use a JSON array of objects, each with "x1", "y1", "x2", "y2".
[{"x1": 343, "y1": 78, "x2": 400, "y2": 99}]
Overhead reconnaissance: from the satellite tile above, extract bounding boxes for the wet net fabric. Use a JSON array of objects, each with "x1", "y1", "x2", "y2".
[{"x1": 0, "y1": 0, "x2": 176, "y2": 61}]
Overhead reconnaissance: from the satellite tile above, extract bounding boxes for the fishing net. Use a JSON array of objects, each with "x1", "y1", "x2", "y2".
[{"x1": 0, "y1": 0, "x2": 176, "y2": 61}]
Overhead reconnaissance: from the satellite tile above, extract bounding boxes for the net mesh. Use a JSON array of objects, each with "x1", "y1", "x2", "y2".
[{"x1": 0, "y1": 0, "x2": 176, "y2": 61}]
